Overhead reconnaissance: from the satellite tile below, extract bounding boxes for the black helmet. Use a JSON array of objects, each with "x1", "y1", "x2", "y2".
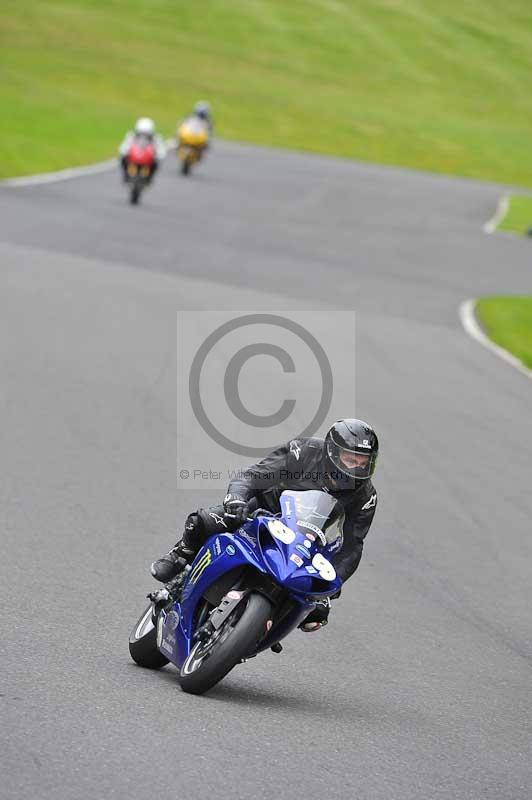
[{"x1": 324, "y1": 419, "x2": 379, "y2": 487}]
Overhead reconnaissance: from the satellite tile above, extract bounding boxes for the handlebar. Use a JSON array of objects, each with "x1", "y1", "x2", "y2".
[
  {"x1": 251, "y1": 508, "x2": 275, "y2": 519},
  {"x1": 223, "y1": 508, "x2": 274, "y2": 523}
]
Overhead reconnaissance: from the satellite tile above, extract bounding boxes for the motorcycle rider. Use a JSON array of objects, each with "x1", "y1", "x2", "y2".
[
  {"x1": 176, "y1": 101, "x2": 213, "y2": 152},
  {"x1": 118, "y1": 117, "x2": 166, "y2": 181},
  {"x1": 184, "y1": 100, "x2": 213, "y2": 133},
  {"x1": 152, "y1": 419, "x2": 379, "y2": 632}
]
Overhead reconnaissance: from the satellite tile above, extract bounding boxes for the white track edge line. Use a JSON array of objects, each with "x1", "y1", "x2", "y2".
[
  {"x1": 2, "y1": 160, "x2": 117, "y2": 187},
  {"x1": 483, "y1": 194, "x2": 509, "y2": 234},
  {"x1": 459, "y1": 299, "x2": 532, "y2": 381},
  {"x1": 1, "y1": 138, "x2": 176, "y2": 188}
]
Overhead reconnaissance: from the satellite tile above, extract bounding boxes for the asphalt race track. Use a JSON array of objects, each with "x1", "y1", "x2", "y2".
[{"x1": 1, "y1": 142, "x2": 531, "y2": 800}]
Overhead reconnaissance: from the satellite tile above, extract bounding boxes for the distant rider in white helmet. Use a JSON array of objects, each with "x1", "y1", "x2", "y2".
[{"x1": 118, "y1": 117, "x2": 166, "y2": 182}]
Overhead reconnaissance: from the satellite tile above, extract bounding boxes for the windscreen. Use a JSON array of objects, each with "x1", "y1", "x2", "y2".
[{"x1": 279, "y1": 490, "x2": 344, "y2": 548}]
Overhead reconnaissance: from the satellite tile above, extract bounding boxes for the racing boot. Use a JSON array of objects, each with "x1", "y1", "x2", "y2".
[{"x1": 150, "y1": 539, "x2": 196, "y2": 583}]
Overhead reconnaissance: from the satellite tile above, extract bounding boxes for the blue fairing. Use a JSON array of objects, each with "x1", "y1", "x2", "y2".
[{"x1": 157, "y1": 497, "x2": 342, "y2": 669}]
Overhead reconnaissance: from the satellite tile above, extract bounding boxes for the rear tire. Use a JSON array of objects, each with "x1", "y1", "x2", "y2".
[
  {"x1": 178, "y1": 593, "x2": 272, "y2": 695},
  {"x1": 129, "y1": 605, "x2": 169, "y2": 670},
  {"x1": 181, "y1": 158, "x2": 191, "y2": 176}
]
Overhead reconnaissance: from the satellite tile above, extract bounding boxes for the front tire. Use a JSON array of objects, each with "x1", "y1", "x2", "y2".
[
  {"x1": 130, "y1": 183, "x2": 141, "y2": 204},
  {"x1": 178, "y1": 593, "x2": 272, "y2": 695},
  {"x1": 129, "y1": 605, "x2": 169, "y2": 670}
]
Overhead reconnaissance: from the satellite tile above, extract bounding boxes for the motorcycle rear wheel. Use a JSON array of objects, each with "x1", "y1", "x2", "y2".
[
  {"x1": 180, "y1": 158, "x2": 191, "y2": 176},
  {"x1": 129, "y1": 605, "x2": 169, "y2": 670},
  {"x1": 178, "y1": 592, "x2": 272, "y2": 695}
]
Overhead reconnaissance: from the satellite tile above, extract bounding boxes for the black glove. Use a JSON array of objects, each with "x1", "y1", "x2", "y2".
[{"x1": 223, "y1": 493, "x2": 249, "y2": 524}]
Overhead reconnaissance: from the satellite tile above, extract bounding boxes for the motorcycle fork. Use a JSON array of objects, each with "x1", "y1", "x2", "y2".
[{"x1": 194, "y1": 583, "x2": 249, "y2": 643}]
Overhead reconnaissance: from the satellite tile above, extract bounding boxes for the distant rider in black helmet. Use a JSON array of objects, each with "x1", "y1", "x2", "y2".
[
  {"x1": 191, "y1": 100, "x2": 213, "y2": 133},
  {"x1": 152, "y1": 419, "x2": 379, "y2": 632},
  {"x1": 176, "y1": 100, "x2": 213, "y2": 142}
]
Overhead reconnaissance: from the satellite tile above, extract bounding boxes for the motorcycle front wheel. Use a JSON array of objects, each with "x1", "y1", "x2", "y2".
[
  {"x1": 130, "y1": 186, "x2": 140, "y2": 204},
  {"x1": 129, "y1": 605, "x2": 169, "y2": 670},
  {"x1": 178, "y1": 592, "x2": 272, "y2": 695}
]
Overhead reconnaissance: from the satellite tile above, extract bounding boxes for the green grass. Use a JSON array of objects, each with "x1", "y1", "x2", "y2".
[
  {"x1": 476, "y1": 297, "x2": 532, "y2": 369},
  {"x1": 497, "y1": 194, "x2": 532, "y2": 234},
  {"x1": 3, "y1": 1, "x2": 532, "y2": 181}
]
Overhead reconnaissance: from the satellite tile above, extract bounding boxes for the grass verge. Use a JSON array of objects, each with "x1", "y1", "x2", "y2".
[
  {"x1": 3, "y1": 1, "x2": 532, "y2": 181},
  {"x1": 476, "y1": 297, "x2": 532, "y2": 369},
  {"x1": 496, "y1": 195, "x2": 532, "y2": 235}
]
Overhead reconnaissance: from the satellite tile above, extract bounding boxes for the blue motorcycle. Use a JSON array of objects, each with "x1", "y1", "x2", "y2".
[{"x1": 129, "y1": 490, "x2": 343, "y2": 694}]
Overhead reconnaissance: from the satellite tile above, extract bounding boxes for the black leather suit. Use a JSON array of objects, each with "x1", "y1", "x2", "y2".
[{"x1": 182, "y1": 437, "x2": 377, "y2": 583}]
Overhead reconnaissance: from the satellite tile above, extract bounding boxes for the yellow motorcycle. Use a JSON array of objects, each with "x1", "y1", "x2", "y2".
[{"x1": 176, "y1": 120, "x2": 209, "y2": 176}]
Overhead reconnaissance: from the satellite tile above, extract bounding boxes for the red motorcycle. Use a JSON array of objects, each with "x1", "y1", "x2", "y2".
[{"x1": 125, "y1": 137, "x2": 156, "y2": 205}]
